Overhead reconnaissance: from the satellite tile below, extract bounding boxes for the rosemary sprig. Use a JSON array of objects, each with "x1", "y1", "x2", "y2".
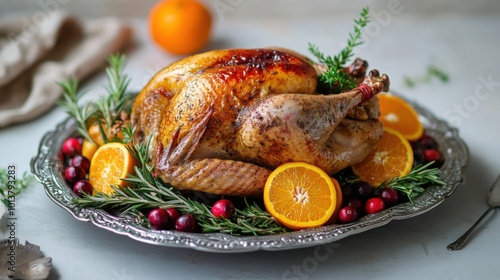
[
  {"x1": 378, "y1": 162, "x2": 446, "y2": 202},
  {"x1": 73, "y1": 136, "x2": 288, "y2": 236},
  {"x1": 94, "y1": 55, "x2": 135, "y2": 144},
  {"x1": 308, "y1": 7, "x2": 370, "y2": 93},
  {"x1": 0, "y1": 168, "x2": 33, "y2": 206},
  {"x1": 58, "y1": 78, "x2": 95, "y2": 142},
  {"x1": 335, "y1": 162, "x2": 445, "y2": 203},
  {"x1": 57, "y1": 54, "x2": 135, "y2": 144}
]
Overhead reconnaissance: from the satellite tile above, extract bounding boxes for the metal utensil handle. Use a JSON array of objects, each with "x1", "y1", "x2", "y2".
[{"x1": 447, "y1": 207, "x2": 495, "y2": 251}]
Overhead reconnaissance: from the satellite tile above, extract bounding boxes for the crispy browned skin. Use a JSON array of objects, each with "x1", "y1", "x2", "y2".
[
  {"x1": 132, "y1": 49, "x2": 316, "y2": 157},
  {"x1": 131, "y1": 48, "x2": 389, "y2": 196}
]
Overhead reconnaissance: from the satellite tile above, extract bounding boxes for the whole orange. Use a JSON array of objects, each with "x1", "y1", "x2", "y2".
[{"x1": 149, "y1": 0, "x2": 212, "y2": 55}]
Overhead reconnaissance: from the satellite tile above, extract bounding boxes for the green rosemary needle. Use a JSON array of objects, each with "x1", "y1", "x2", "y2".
[
  {"x1": 308, "y1": 6, "x2": 370, "y2": 94},
  {"x1": 379, "y1": 162, "x2": 446, "y2": 202},
  {"x1": 57, "y1": 53, "x2": 135, "y2": 144}
]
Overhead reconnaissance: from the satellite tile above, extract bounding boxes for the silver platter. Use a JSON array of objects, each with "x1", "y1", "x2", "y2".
[{"x1": 31, "y1": 96, "x2": 468, "y2": 253}]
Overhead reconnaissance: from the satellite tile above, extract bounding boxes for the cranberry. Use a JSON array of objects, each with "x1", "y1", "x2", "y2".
[
  {"x1": 419, "y1": 135, "x2": 438, "y2": 150},
  {"x1": 353, "y1": 181, "x2": 374, "y2": 200},
  {"x1": 62, "y1": 137, "x2": 82, "y2": 157},
  {"x1": 412, "y1": 149, "x2": 426, "y2": 167},
  {"x1": 148, "y1": 208, "x2": 169, "y2": 230},
  {"x1": 341, "y1": 185, "x2": 354, "y2": 201},
  {"x1": 73, "y1": 180, "x2": 93, "y2": 197},
  {"x1": 365, "y1": 197, "x2": 386, "y2": 214},
  {"x1": 70, "y1": 155, "x2": 90, "y2": 173},
  {"x1": 338, "y1": 206, "x2": 359, "y2": 224},
  {"x1": 211, "y1": 199, "x2": 235, "y2": 219},
  {"x1": 410, "y1": 140, "x2": 425, "y2": 153},
  {"x1": 378, "y1": 188, "x2": 399, "y2": 206},
  {"x1": 64, "y1": 166, "x2": 86, "y2": 184},
  {"x1": 176, "y1": 214, "x2": 197, "y2": 232},
  {"x1": 424, "y1": 149, "x2": 441, "y2": 163},
  {"x1": 165, "y1": 208, "x2": 181, "y2": 228},
  {"x1": 346, "y1": 198, "x2": 364, "y2": 213}
]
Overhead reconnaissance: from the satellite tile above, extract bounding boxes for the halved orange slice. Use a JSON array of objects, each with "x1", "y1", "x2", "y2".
[
  {"x1": 88, "y1": 142, "x2": 137, "y2": 195},
  {"x1": 263, "y1": 162, "x2": 339, "y2": 230},
  {"x1": 378, "y1": 93, "x2": 424, "y2": 141},
  {"x1": 352, "y1": 127, "x2": 414, "y2": 187}
]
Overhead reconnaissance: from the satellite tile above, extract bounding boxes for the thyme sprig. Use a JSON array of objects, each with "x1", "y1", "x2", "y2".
[
  {"x1": 378, "y1": 162, "x2": 446, "y2": 202},
  {"x1": 308, "y1": 7, "x2": 370, "y2": 93},
  {"x1": 73, "y1": 136, "x2": 288, "y2": 236}
]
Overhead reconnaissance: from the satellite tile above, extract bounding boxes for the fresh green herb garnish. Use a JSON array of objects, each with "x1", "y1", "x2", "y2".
[
  {"x1": 378, "y1": 162, "x2": 446, "y2": 202},
  {"x1": 308, "y1": 7, "x2": 370, "y2": 94},
  {"x1": 58, "y1": 54, "x2": 135, "y2": 145},
  {"x1": 336, "y1": 162, "x2": 445, "y2": 203},
  {"x1": 404, "y1": 65, "x2": 449, "y2": 88},
  {"x1": 58, "y1": 78, "x2": 95, "y2": 142},
  {"x1": 73, "y1": 135, "x2": 288, "y2": 236},
  {"x1": 0, "y1": 168, "x2": 33, "y2": 206}
]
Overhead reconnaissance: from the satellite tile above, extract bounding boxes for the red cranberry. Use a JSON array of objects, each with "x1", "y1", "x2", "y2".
[
  {"x1": 338, "y1": 206, "x2": 359, "y2": 224},
  {"x1": 353, "y1": 181, "x2": 374, "y2": 200},
  {"x1": 378, "y1": 188, "x2": 399, "y2": 206},
  {"x1": 175, "y1": 214, "x2": 197, "y2": 232},
  {"x1": 62, "y1": 137, "x2": 82, "y2": 157},
  {"x1": 424, "y1": 149, "x2": 441, "y2": 163},
  {"x1": 73, "y1": 180, "x2": 93, "y2": 197},
  {"x1": 419, "y1": 135, "x2": 438, "y2": 150},
  {"x1": 346, "y1": 198, "x2": 364, "y2": 213},
  {"x1": 365, "y1": 197, "x2": 386, "y2": 214},
  {"x1": 64, "y1": 166, "x2": 86, "y2": 184},
  {"x1": 148, "y1": 208, "x2": 169, "y2": 230},
  {"x1": 70, "y1": 155, "x2": 90, "y2": 173},
  {"x1": 211, "y1": 199, "x2": 235, "y2": 219},
  {"x1": 165, "y1": 208, "x2": 181, "y2": 228}
]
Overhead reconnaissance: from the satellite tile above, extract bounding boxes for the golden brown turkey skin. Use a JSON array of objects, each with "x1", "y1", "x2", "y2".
[
  {"x1": 132, "y1": 49, "x2": 317, "y2": 159},
  {"x1": 235, "y1": 91, "x2": 383, "y2": 174},
  {"x1": 131, "y1": 48, "x2": 389, "y2": 196}
]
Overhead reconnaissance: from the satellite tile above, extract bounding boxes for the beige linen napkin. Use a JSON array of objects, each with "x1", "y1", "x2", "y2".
[{"x1": 0, "y1": 12, "x2": 132, "y2": 128}]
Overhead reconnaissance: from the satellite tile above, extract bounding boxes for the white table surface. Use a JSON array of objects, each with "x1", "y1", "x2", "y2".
[{"x1": 1, "y1": 3, "x2": 500, "y2": 280}]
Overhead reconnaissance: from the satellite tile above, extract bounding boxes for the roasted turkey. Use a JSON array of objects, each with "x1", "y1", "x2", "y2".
[{"x1": 131, "y1": 48, "x2": 389, "y2": 196}]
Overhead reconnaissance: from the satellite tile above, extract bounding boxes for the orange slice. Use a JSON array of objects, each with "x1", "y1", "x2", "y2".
[
  {"x1": 352, "y1": 127, "x2": 414, "y2": 187},
  {"x1": 88, "y1": 142, "x2": 137, "y2": 195},
  {"x1": 378, "y1": 93, "x2": 424, "y2": 141},
  {"x1": 263, "y1": 162, "x2": 339, "y2": 230}
]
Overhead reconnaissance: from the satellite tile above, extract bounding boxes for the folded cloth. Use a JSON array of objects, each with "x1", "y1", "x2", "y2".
[{"x1": 0, "y1": 12, "x2": 132, "y2": 128}]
